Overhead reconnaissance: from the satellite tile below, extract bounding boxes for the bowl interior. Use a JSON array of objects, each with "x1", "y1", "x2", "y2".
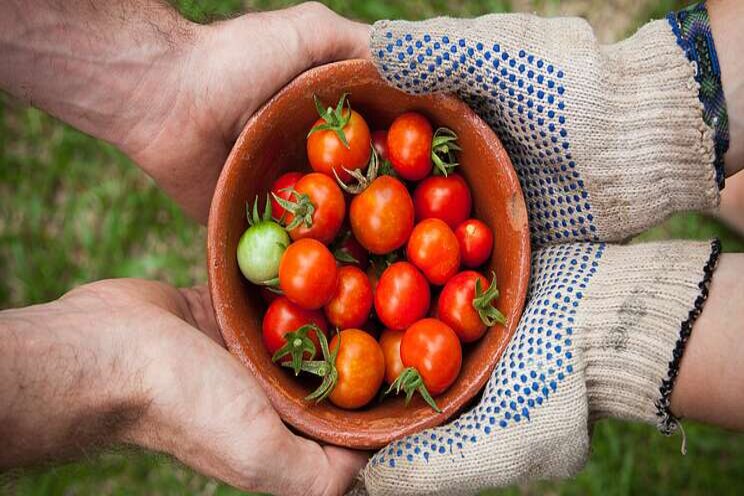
[{"x1": 208, "y1": 60, "x2": 530, "y2": 449}]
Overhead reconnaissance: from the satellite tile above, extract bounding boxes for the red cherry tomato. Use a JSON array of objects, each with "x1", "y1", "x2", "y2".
[
  {"x1": 350, "y1": 176, "x2": 414, "y2": 254},
  {"x1": 455, "y1": 219, "x2": 494, "y2": 268},
  {"x1": 324, "y1": 266, "x2": 373, "y2": 329},
  {"x1": 328, "y1": 329, "x2": 385, "y2": 409},
  {"x1": 284, "y1": 172, "x2": 345, "y2": 245},
  {"x1": 374, "y1": 262, "x2": 430, "y2": 330},
  {"x1": 279, "y1": 239, "x2": 338, "y2": 309},
  {"x1": 372, "y1": 130, "x2": 390, "y2": 161},
  {"x1": 438, "y1": 271, "x2": 497, "y2": 342},
  {"x1": 262, "y1": 296, "x2": 329, "y2": 361},
  {"x1": 307, "y1": 108, "x2": 371, "y2": 182},
  {"x1": 270, "y1": 171, "x2": 303, "y2": 221},
  {"x1": 406, "y1": 218, "x2": 461, "y2": 285},
  {"x1": 400, "y1": 318, "x2": 462, "y2": 395},
  {"x1": 379, "y1": 328, "x2": 405, "y2": 385},
  {"x1": 413, "y1": 174, "x2": 472, "y2": 229},
  {"x1": 387, "y1": 112, "x2": 433, "y2": 181}
]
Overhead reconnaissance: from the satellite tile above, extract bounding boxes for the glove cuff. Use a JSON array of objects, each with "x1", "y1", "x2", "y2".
[
  {"x1": 579, "y1": 240, "x2": 721, "y2": 431},
  {"x1": 581, "y1": 19, "x2": 720, "y2": 243}
]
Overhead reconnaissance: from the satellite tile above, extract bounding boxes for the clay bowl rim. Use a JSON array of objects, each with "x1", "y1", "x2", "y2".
[{"x1": 207, "y1": 59, "x2": 531, "y2": 449}]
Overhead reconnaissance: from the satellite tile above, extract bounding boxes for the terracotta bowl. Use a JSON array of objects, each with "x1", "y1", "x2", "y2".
[{"x1": 207, "y1": 59, "x2": 530, "y2": 449}]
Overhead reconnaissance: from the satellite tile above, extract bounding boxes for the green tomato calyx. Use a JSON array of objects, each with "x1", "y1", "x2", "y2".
[
  {"x1": 431, "y1": 127, "x2": 461, "y2": 176},
  {"x1": 308, "y1": 93, "x2": 352, "y2": 148},
  {"x1": 385, "y1": 367, "x2": 441, "y2": 413},
  {"x1": 272, "y1": 324, "x2": 319, "y2": 376},
  {"x1": 473, "y1": 272, "x2": 506, "y2": 327},
  {"x1": 333, "y1": 144, "x2": 379, "y2": 195},
  {"x1": 281, "y1": 329, "x2": 340, "y2": 403},
  {"x1": 246, "y1": 195, "x2": 274, "y2": 227},
  {"x1": 271, "y1": 189, "x2": 315, "y2": 232}
]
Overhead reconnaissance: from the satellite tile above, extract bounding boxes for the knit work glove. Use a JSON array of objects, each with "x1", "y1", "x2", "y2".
[
  {"x1": 362, "y1": 240, "x2": 720, "y2": 495},
  {"x1": 370, "y1": 9, "x2": 727, "y2": 247}
]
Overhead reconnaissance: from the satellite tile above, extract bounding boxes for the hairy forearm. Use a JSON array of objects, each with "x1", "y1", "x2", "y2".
[
  {"x1": 0, "y1": 0, "x2": 194, "y2": 152},
  {"x1": 0, "y1": 298, "x2": 148, "y2": 468},
  {"x1": 671, "y1": 253, "x2": 744, "y2": 430},
  {"x1": 709, "y1": 0, "x2": 744, "y2": 176}
]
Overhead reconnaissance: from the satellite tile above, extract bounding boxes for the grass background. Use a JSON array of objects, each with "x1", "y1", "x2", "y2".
[{"x1": 2, "y1": 0, "x2": 743, "y2": 494}]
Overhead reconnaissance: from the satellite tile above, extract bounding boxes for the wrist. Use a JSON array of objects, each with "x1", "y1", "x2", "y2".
[
  {"x1": 103, "y1": 20, "x2": 203, "y2": 162},
  {"x1": 0, "y1": 0, "x2": 199, "y2": 170},
  {"x1": 0, "y1": 295, "x2": 151, "y2": 466}
]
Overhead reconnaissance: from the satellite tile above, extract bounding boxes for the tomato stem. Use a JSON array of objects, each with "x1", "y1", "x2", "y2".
[
  {"x1": 385, "y1": 367, "x2": 441, "y2": 413},
  {"x1": 272, "y1": 324, "x2": 320, "y2": 376},
  {"x1": 431, "y1": 127, "x2": 461, "y2": 176},
  {"x1": 271, "y1": 188, "x2": 315, "y2": 231},
  {"x1": 308, "y1": 93, "x2": 352, "y2": 149},
  {"x1": 473, "y1": 271, "x2": 506, "y2": 326}
]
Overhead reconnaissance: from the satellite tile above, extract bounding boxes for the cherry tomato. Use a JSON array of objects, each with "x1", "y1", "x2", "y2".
[
  {"x1": 387, "y1": 112, "x2": 433, "y2": 181},
  {"x1": 455, "y1": 219, "x2": 494, "y2": 268},
  {"x1": 437, "y1": 271, "x2": 489, "y2": 342},
  {"x1": 379, "y1": 328, "x2": 405, "y2": 385},
  {"x1": 279, "y1": 238, "x2": 338, "y2": 309},
  {"x1": 237, "y1": 198, "x2": 289, "y2": 285},
  {"x1": 307, "y1": 100, "x2": 371, "y2": 182},
  {"x1": 401, "y1": 318, "x2": 462, "y2": 395},
  {"x1": 270, "y1": 171, "x2": 302, "y2": 221},
  {"x1": 413, "y1": 174, "x2": 472, "y2": 229},
  {"x1": 262, "y1": 296, "x2": 328, "y2": 361},
  {"x1": 324, "y1": 266, "x2": 373, "y2": 329},
  {"x1": 350, "y1": 176, "x2": 414, "y2": 254},
  {"x1": 283, "y1": 172, "x2": 345, "y2": 245},
  {"x1": 372, "y1": 130, "x2": 390, "y2": 161},
  {"x1": 332, "y1": 230, "x2": 369, "y2": 269},
  {"x1": 374, "y1": 262, "x2": 430, "y2": 330},
  {"x1": 406, "y1": 218, "x2": 461, "y2": 285},
  {"x1": 328, "y1": 329, "x2": 385, "y2": 409}
]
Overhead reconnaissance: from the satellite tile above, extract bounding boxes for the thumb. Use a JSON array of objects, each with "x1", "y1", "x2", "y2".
[
  {"x1": 370, "y1": 17, "x2": 474, "y2": 96},
  {"x1": 271, "y1": 434, "x2": 368, "y2": 496}
]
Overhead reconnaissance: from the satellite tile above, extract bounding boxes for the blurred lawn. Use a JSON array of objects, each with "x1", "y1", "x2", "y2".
[{"x1": 2, "y1": 0, "x2": 743, "y2": 495}]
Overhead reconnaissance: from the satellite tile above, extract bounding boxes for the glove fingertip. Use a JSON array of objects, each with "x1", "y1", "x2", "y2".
[{"x1": 370, "y1": 19, "x2": 461, "y2": 96}]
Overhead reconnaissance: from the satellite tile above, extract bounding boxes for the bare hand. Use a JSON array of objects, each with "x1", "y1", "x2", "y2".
[
  {"x1": 122, "y1": 3, "x2": 370, "y2": 222},
  {"x1": 0, "y1": 279, "x2": 367, "y2": 495}
]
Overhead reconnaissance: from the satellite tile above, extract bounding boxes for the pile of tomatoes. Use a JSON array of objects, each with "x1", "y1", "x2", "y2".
[{"x1": 236, "y1": 94, "x2": 505, "y2": 412}]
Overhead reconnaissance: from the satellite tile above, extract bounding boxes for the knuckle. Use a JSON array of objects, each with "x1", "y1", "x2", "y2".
[{"x1": 294, "y1": 1, "x2": 333, "y2": 19}]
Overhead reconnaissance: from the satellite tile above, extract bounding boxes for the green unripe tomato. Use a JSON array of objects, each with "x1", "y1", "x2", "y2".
[{"x1": 237, "y1": 220, "x2": 289, "y2": 285}]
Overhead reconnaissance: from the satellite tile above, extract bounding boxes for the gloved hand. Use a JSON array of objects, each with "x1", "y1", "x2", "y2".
[
  {"x1": 360, "y1": 5, "x2": 728, "y2": 495},
  {"x1": 362, "y1": 239, "x2": 719, "y2": 495},
  {"x1": 370, "y1": 7, "x2": 726, "y2": 247}
]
